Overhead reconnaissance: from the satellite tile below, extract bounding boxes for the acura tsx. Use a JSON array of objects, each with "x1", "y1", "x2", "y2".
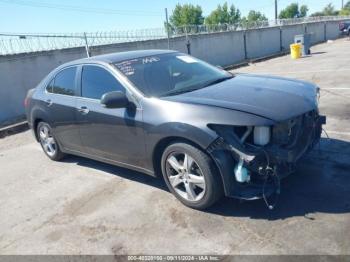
[{"x1": 25, "y1": 50, "x2": 326, "y2": 209}]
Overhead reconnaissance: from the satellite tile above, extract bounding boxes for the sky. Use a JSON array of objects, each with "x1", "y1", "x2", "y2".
[{"x1": 0, "y1": 0, "x2": 344, "y2": 33}]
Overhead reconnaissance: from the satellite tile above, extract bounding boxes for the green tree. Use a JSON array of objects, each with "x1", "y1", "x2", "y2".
[
  {"x1": 340, "y1": 8, "x2": 350, "y2": 15},
  {"x1": 300, "y1": 5, "x2": 309, "y2": 17},
  {"x1": 322, "y1": 3, "x2": 338, "y2": 15},
  {"x1": 311, "y1": 3, "x2": 339, "y2": 16},
  {"x1": 246, "y1": 10, "x2": 268, "y2": 22},
  {"x1": 241, "y1": 10, "x2": 268, "y2": 27},
  {"x1": 279, "y1": 3, "x2": 300, "y2": 19},
  {"x1": 278, "y1": 3, "x2": 309, "y2": 19},
  {"x1": 205, "y1": 2, "x2": 241, "y2": 25},
  {"x1": 310, "y1": 3, "x2": 339, "y2": 16},
  {"x1": 345, "y1": 1, "x2": 350, "y2": 9},
  {"x1": 340, "y1": 9, "x2": 350, "y2": 15},
  {"x1": 169, "y1": 4, "x2": 204, "y2": 27},
  {"x1": 339, "y1": 1, "x2": 350, "y2": 15},
  {"x1": 310, "y1": 11, "x2": 325, "y2": 16}
]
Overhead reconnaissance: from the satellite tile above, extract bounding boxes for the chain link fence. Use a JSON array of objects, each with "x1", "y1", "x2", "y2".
[{"x1": 1, "y1": 16, "x2": 349, "y2": 56}]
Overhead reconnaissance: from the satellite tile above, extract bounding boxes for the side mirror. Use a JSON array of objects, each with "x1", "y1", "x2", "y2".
[{"x1": 101, "y1": 91, "x2": 130, "y2": 109}]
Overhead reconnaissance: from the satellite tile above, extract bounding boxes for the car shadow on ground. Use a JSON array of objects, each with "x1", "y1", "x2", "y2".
[
  {"x1": 63, "y1": 155, "x2": 169, "y2": 192},
  {"x1": 63, "y1": 138, "x2": 350, "y2": 220}
]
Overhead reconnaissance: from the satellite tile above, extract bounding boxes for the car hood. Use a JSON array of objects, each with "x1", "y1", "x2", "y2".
[{"x1": 161, "y1": 74, "x2": 318, "y2": 122}]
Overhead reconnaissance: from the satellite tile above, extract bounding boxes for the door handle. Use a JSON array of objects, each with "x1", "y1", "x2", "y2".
[
  {"x1": 45, "y1": 99, "x2": 53, "y2": 107},
  {"x1": 77, "y1": 106, "x2": 90, "y2": 115}
]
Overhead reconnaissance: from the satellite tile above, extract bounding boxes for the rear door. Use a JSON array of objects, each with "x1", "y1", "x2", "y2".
[
  {"x1": 45, "y1": 66, "x2": 83, "y2": 152},
  {"x1": 75, "y1": 64, "x2": 146, "y2": 168}
]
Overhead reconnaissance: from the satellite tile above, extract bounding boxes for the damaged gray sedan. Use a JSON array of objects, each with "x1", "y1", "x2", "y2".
[{"x1": 25, "y1": 50, "x2": 326, "y2": 210}]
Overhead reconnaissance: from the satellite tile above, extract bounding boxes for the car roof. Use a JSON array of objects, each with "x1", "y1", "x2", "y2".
[{"x1": 64, "y1": 49, "x2": 177, "y2": 67}]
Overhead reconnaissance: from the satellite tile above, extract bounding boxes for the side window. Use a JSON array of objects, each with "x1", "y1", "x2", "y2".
[
  {"x1": 46, "y1": 79, "x2": 54, "y2": 93},
  {"x1": 52, "y1": 67, "x2": 77, "y2": 96},
  {"x1": 81, "y1": 65, "x2": 125, "y2": 100}
]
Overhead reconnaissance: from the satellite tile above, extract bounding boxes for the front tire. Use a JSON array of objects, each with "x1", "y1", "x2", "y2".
[
  {"x1": 37, "y1": 122, "x2": 65, "y2": 161},
  {"x1": 161, "y1": 142, "x2": 223, "y2": 210}
]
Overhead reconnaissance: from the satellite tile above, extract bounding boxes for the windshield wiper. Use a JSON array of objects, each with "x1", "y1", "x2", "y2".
[
  {"x1": 160, "y1": 86, "x2": 203, "y2": 97},
  {"x1": 160, "y1": 75, "x2": 234, "y2": 97},
  {"x1": 201, "y1": 75, "x2": 233, "y2": 88}
]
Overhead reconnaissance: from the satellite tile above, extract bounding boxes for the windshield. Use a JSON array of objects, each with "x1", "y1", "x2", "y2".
[{"x1": 114, "y1": 52, "x2": 233, "y2": 97}]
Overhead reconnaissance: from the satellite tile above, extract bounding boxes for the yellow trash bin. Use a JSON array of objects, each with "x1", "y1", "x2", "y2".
[{"x1": 290, "y1": 43, "x2": 301, "y2": 59}]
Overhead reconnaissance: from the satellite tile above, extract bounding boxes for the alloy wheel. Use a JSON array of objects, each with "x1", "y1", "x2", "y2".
[
  {"x1": 165, "y1": 152, "x2": 206, "y2": 202},
  {"x1": 39, "y1": 125, "x2": 57, "y2": 157}
]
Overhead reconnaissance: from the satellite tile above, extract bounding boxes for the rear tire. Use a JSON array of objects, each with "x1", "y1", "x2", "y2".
[
  {"x1": 161, "y1": 142, "x2": 223, "y2": 210},
  {"x1": 37, "y1": 122, "x2": 65, "y2": 161}
]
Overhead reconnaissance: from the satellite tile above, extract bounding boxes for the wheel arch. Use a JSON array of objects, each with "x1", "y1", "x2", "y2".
[
  {"x1": 152, "y1": 136, "x2": 225, "y2": 193},
  {"x1": 30, "y1": 107, "x2": 51, "y2": 142},
  {"x1": 33, "y1": 118, "x2": 45, "y2": 141},
  {"x1": 152, "y1": 137, "x2": 203, "y2": 176}
]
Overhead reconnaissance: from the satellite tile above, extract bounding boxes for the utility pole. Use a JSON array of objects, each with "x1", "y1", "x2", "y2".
[
  {"x1": 165, "y1": 8, "x2": 170, "y2": 50},
  {"x1": 275, "y1": 0, "x2": 278, "y2": 21},
  {"x1": 342, "y1": 0, "x2": 344, "y2": 9}
]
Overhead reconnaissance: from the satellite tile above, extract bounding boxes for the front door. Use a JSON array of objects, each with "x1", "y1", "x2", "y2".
[{"x1": 75, "y1": 64, "x2": 146, "y2": 168}]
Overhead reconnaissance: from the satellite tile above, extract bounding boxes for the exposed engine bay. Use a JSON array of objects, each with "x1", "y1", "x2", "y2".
[{"x1": 207, "y1": 110, "x2": 326, "y2": 209}]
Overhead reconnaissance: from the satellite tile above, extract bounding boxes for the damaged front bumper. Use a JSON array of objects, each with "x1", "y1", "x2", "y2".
[{"x1": 207, "y1": 110, "x2": 326, "y2": 203}]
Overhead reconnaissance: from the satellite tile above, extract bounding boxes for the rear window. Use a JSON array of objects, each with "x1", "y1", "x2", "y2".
[
  {"x1": 47, "y1": 67, "x2": 77, "y2": 96},
  {"x1": 46, "y1": 79, "x2": 54, "y2": 93}
]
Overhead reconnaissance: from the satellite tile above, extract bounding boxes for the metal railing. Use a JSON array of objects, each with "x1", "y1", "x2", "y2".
[{"x1": 1, "y1": 16, "x2": 349, "y2": 56}]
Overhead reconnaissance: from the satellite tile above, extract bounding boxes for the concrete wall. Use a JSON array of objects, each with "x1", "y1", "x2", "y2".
[
  {"x1": 190, "y1": 31, "x2": 245, "y2": 66},
  {"x1": 245, "y1": 27, "x2": 281, "y2": 59},
  {"x1": 0, "y1": 48, "x2": 86, "y2": 123},
  {"x1": 281, "y1": 24, "x2": 305, "y2": 50},
  {"x1": 326, "y1": 21, "x2": 342, "y2": 39},
  {"x1": 307, "y1": 22, "x2": 326, "y2": 44},
  {"x1": 0, "y1": 19, "x2": 347, "y2": 123}
]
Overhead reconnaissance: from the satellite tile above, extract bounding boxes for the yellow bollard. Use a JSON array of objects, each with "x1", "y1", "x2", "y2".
[{"x1": 290, "y1": 43, "x2": 302, "y2": 59}]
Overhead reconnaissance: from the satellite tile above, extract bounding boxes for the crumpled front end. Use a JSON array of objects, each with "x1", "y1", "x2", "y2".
[{"x1": 207, "y1": 110, "x2": 326, "y2": 208}]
